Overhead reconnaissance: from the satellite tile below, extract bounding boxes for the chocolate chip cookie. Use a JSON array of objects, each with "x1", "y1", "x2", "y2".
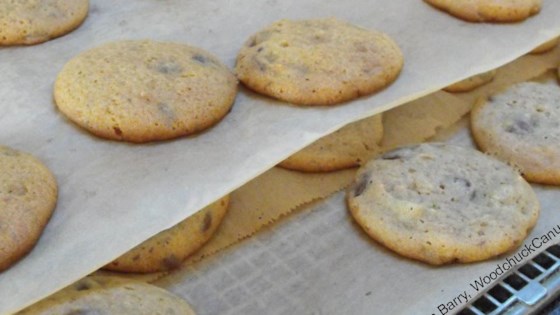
[
  {"x1": 471, "y1": 81, "x2": 560, "y2": 184},
  {"x1": 104, "y1": 196, "x2": 229, "y2": 273},
  {"x1": 424, "y1": 0, "x2": 541, "y2": 23},
  {"x1": 347, "y1": 143, "x2": 539, "y2": 265},
  {"x1": 17, "y1": 276, "x2": 195, "y2": 314},
  {"x1": 0, "y1": 146, "x2": 57, "y2": 272},
  {"x1": 236, "y1": 18, "x2": 403, "y2": 106},
  {"x1": 0, "y1": 0, "x2": 88, "y2": 45},
  {"x1": 55, "y1": 40, "x2": 238, "y2": 142}
]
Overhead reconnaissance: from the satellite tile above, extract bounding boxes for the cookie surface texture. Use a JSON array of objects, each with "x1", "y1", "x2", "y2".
[
  {"x1": 235, "y1": 18, "x2": 403, "y2": 106},
  {"x1": 444, "y1": 70, "x2": 497, "y2": 93},
  {"x1": 471, "y1": 81, "x2": 560, "y2": 184},
  {"x1": 0, "y1": 0, "x2": 89, "y2": 45},
  {"x1": 104, "y1": 196, "x2": 229, "y2": 273},
  {"x1": 55, "y1": 40, "x2": 238, "y2": 142},
  {"x1": 17, "y1": 276, "x2": 196, "y2": 315},
  {"x1": 424, "y1": 0, "x2": 541, "y2": 22},
  {"x1": 0, "y1": 146, "x2": 57, "y2": 272},
  {"x1": 279, "y1": 114, "x2": 383, "y2": 172},
  {"x1": 347, "y1": 143, "x2": 539, "y2": 265}
]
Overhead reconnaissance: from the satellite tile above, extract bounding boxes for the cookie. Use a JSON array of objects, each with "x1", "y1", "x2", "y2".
[
  {"x1": 104, "y1": 196, "x2": 229, "y2": 273},
  {"x1": 347, "y1": 143, "x2": 539, "y2": 265},
  {"x1": 530, "y1": 37, "x2": 560, "y2": 54},
  {"x1": 279, "y1": 114, "x2": 383, "y2": 172},
  {"x1": 17, "y1": 276, "x2": 195, "y2": 314},
  {"x1": 235, "y1": 18, "x2": 403, "y2": 106},
  {"x1": 55, "y1": 40, "x2": 238, "y2": 143},
  {"x1": 0, "y1": 0, "x2": 88, "y2": 45},
  {"x1": 0, "y1": 146, "x2": 57, "y2": 272},
  {"x1": 424, "y1": 0, "x2": 541, "y2": 23},
  {"x1": 444, "y1": 70, "x2": 497, "y2": 93},
  {"x1": 471, "y1": 81, "x2": 560, "y2": 185}
]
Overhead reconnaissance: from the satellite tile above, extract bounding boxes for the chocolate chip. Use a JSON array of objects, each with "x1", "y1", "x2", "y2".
[
  {"x1": 192, "y1": 54, "x2": 207, "y2": 64},
  {"x1": 381, "y1": 151, "x2": 401, "y2": 160},
  {"x1": 156, "y1": 61, "x2": 182, "y2": 74},
  {"x1": 381, "y1": 147, "x2": 413, "y2": 160},
  {"x1": 453, "y1": 177, "x2": 471, "y2": 188},
  {"x1": 353, "y1": 174, "x2": 371, "y2": 197},
  {"x1": 132, "y1": 254, "x2": 140, "y2": 261},
  {"x1": 257, "y1": 47, "x2": 264, "y2": 53},
  {"x1": 162, "y1": 255, "x2": 182, "y2": 270},
  {"x1": 158, "y1": 103, "x2": 175, "y2": 122},
  {"x1": 505, "y1": 119, "x2": 532, "y2": 134},
  {"x1": 247, "y1": 37, "x2": 257, "y2": 47},
  {"x1": 113, "y1": 126, "x2": 123, "y2": 136},
  {"x1": 201, "y1": 212, "x2": 212, "y2": 232},
  {"x1": 254, "y1": 58, "x2": 267, "y2": 72},
  {"x1": 75, "y1": 282, "x2": 91, "y2": 291}
]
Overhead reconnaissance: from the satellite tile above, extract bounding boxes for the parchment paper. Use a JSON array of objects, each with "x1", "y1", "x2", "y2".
[
  {"x1": 156, "y1": 115, "x2": 560, "y2": 315},
  {"x1": 152, "y1": 52, "x2": 560, "y2": 315},
  {"x1": 142, "y1": 47, "x2": 558, "y2": 284},
  {"x1": 2, "y1": 0, "x2": 560, "y2": 313}
]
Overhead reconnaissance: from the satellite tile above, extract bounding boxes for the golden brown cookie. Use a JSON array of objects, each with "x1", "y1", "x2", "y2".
[
  {"x1": 530, "y1": 37, "x2": 560, "y2": 54},
  {"x1": 347, "y1": 143, "x2": 539, "y2": 265},
  {"x1": 104, "y1": 196, "x2": 229, "y2": 273},
  {"x1": 279, "y1": 114, "x2": 383, "y2": 172},
  {"x1": 444, "y1": 70, "x2": 497, "y2": 93},
  {"x1": 0, "y1": 146, "x2": 57, "y2": 272},
  {"x1": 55, "y1": 40, "x2": 238, "y2": 143},
  {"x1": 0, "y1": 0, "x2": 89, "y2": 45},
  {"x1": 17, "y1": 276, "x2": 196, "y2": 315},
  {"x1": 235, "y1": 18, "x2": 403, "y2": 106},
  {"x1": 424, "y1": 0, "x2": 541, "y2": 23},
  {"x1": 471, "y1": 81, "x2": 560, "y2": 185}
]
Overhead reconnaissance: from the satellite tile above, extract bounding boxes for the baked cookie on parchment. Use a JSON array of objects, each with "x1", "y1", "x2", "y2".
[
  {"x1": 0, "y1": 0, "x2": 89, "y2": 45},
  {"x1": 471, "y1": 81, "x2": 560, "y2": 185},
  {"x1": 0, "y1": 146, "x2": 57, "y2": 272},
  {"x1": 347, "y1": 143, "x2": 539, "y2": 265},
  {"x1": 104, "y1": 196, "x2": 229, "y2": 273},
  {"x1": 17, "y1": 276, "x2": 195, "y2": 315},
  {"x1": 279, "y1": 114, "x2": 383, "y2": 172},
  {"x1": 424, "y1": 0, "x2": 541, "y2": 23},
  {"x1": 55, "y1": 40, "x2": 238, "y2": 143},
  {"x1": 444, "y1": 70, "x2": 497, "y2": 93},
  {"x1": 236, "y1": 18, "x2": 403, "y2": 106}
]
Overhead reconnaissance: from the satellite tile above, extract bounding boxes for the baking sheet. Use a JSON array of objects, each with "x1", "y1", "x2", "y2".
[
  {"x1": 157, "y1": 118, "x2": 560, "y2": 315},
  {"x1": 1, "y1": 0, "x2": 560, "y2": 313}
]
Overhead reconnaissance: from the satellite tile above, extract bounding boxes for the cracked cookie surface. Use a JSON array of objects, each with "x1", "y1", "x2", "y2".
[
  {"x1": 471, "y1": 81, "x2": 560, "y2": 184},
  {"x1": 17, "y1": 276, "x2": 195, "y2": 314},
  {"x1": 279, "y1": 114, "x2": 383, "y2": 172},
  {"x1": 104, "y1": 196, "x2": 229, "y2": 273},
  {"x1": 235, "y1": 18, "x2": 403, "y2": 106},
  {"x1": 424, "y1": 0, "x2": 541, "y2": 22},
  {"x1": 0, "y1": 146, "x2": 57, "y2": 272},
  {"x1": 55, "y1": 40, "x2": 238, "y2": 142},
  {"x1": 0, "y1": 0, "x2": 88, "y2": 45},
  {"x1": 347, "y1": 143, "x2": 539, "y2": 265}
]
